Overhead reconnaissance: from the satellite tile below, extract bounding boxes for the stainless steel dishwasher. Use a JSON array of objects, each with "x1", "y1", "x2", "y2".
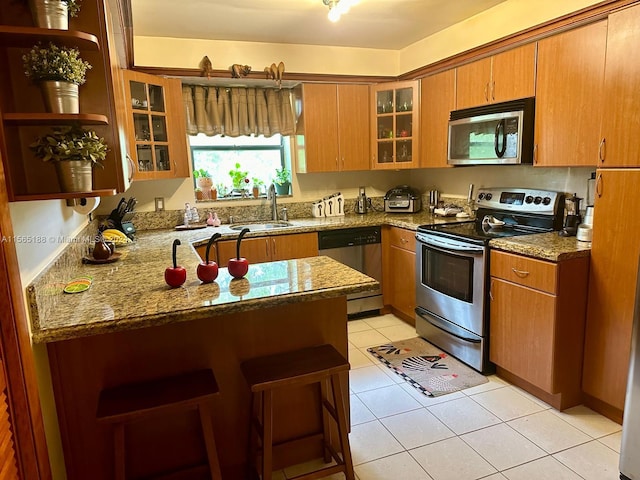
[{"x1": 318, "y1": 226, "x2": 383, "y2": 316}]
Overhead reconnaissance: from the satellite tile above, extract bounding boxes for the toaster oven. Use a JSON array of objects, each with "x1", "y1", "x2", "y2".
[{"x1": 384, "y1": 185, "x2": 422, "y2": 213}]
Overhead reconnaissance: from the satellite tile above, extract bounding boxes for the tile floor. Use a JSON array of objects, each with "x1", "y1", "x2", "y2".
[{"x1": 273, "y1": 313, "x2": 624, "y2": 480}]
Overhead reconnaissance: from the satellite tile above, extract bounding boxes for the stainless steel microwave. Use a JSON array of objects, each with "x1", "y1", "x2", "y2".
[{"x1": 447, "y1": 97, "x2": 535, "y2": 166}]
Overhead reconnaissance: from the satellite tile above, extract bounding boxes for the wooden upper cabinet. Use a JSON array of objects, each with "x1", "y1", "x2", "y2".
[
  {"x1": 456, "y1": 57, "x2": 492, "y2": 109},
  {"x1": 534, "y1": 21, "x2": 607, "y2": 167},
  {"x1": 298, "y1": 83, "x2": 369, "y2": 173},
  {"x1": 337, "y1": 84, "x2": 370, "y2": 171},
  {"x1": 600, "y1": 4, "x2": 640, "y2": 167},
  {"x1": 299, "y1": 84, "x2": 340, "y2": 172},
  {"x1": 420, "y1": 70, "x2": 455, "y2": 168},
  {"x1": 123, "y1": 70, "x2": 189, "y2": 180},
  {"x1": 456, "y1": 43, "x2": 536, "y2": 109},
  {"x1": 583, "y1": 169, "x2": 640, "y2": 413},
  {"x1": 370, "y1": 80, "x2": 419, "y2": 169}
]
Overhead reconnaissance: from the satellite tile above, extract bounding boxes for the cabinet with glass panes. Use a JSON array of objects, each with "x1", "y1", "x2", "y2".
[
  {"x1": 123, "y1": 70, "x2": 189, "y2": 180},
  {"x1": 370, "y1": 81, "x2": 419, "y2": 169}
]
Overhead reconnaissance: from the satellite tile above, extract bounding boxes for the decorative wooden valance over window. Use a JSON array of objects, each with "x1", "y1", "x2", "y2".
[{"x1": 182, "y1": 85, "x2": 296, "y2": 137}]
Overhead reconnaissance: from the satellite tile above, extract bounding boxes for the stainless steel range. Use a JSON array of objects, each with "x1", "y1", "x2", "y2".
[{"x1": 414, "y1": 187, "x2": 565, "y2": 373}]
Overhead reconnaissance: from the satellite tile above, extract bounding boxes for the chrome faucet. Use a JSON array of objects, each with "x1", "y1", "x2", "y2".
[{"x1": 267, "y1": 183, "x2": 278, "y2": 221}]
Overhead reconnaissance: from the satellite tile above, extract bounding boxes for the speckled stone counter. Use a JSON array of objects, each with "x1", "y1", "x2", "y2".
[{"x1": 489, "y1": 232, "x2": 591, "y2": 262}]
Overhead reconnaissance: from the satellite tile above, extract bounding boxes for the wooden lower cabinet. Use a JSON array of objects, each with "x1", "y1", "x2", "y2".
[
  {"x1": 582, "y1": 169, "x2": 640, "y2": 421},
  {"x1": 489, "y1": 250, "x2": 589, "y2": 410},
  {"x1": 383, "y1": 226, "x2": 416, "y2": 324},
  {"x1": 204, "y1": 232, "x2": 318, "y2": 267}
]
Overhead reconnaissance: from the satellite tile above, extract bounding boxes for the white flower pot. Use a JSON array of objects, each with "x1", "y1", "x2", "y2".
[
  {"x1": 41, "y1": 80, "x2": 79, "y2": 114},
  {"x1": 56, "y1": 160, "x2": 92, "y2": 192},
  {"x1": 29, "y1": 0, "x2": 68, "y2": 30}
]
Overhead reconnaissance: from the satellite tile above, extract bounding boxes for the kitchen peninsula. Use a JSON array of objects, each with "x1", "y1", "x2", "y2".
[{"x1": 28, "y1": 228, "x2": 378, "y2": 479}]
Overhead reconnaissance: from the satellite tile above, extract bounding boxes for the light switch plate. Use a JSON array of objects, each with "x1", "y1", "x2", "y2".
[{"x1": 154, "y1": 197, "x2": 165, "y2": 212}]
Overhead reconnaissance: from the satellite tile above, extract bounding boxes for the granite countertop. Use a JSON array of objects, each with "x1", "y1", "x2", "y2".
[
  {"x1": 28, "y1": 212, "x2": 590, "y2": 343},
  {"x1": 489, "y1": 232, "x2": 591, "y2": 262}
]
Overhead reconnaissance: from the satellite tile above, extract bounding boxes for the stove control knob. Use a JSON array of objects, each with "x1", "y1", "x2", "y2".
[
  {"x1": 478, "y1": 193, "x2": 485, "y2": 200},
  {"x1": 485, "y1": 193, "x2": 493, "y2": 200},
  {"x1": 542, "y1": 196, "x2": 552, "y2": 205},
  {"x1": 525, "y1": 195, "x2": 534, "y2": 204},
  {"x1": 534, "y1": 196, "x2": 542, "y2": 205}
]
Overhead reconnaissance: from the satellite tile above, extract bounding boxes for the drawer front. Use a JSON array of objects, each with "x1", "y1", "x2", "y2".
[
  {"x1": 490, "y1": 250, "x2": 557, "y2": 293},
  {"x1": 388, "y1": 227, "x2": 416, "y2": 252}
]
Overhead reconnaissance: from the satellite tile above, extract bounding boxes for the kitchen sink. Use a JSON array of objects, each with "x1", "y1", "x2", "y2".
[{"x1": 229, "y1": 221, "x2": 294, "y2": 231}]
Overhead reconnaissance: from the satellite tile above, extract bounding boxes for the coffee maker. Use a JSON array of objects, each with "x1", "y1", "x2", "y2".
[
  {"x1": 559, "y1": 193, "x2": 582, "y2": 237},
  {"x1": 355, "y1": 186, "x2": 368, "y2": 214}
]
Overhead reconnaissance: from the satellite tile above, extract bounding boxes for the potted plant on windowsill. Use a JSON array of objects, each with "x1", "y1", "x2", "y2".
[
  {"x1": 193, "y1": 168, "x2": 215, "y2": 200},
  {"x1": 229, "y1": 162, "x2": 249, "y2": 196},
  {"x1": 30, "y1": 125, "x2": 108, "y2": 193},
  {"x1": 22, "y1": 42, "x2": 91, "y2": 114},
  {"x1": 274, "y1": 167, "x2": 291, "y2": 195},
  {"x1": 28, "y1": 0, "x2": 81, "y2": 30},
  {"x1": 251, "y1": 177, "x2": 264, "y2": 198}
]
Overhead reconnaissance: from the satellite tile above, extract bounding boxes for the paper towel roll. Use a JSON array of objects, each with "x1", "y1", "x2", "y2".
[{"x1": 72, "y1": 196, "x2": 100, "y2": 215}]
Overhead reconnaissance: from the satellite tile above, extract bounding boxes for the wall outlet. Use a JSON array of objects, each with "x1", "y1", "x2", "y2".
[{"x1": 154, "y1": 197, "x2": 165, "y2": 212}]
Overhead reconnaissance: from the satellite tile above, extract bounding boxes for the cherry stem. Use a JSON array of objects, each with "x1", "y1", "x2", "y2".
[
  {"x1": 236, "y1": 228, "x2": 249, "y2": 259},
  {"x1": 172, "y1": 239, "x2": 181, "y2": 268},
  {"x1": 205, "y1": 233, "x2": 221, "y2": 263}
]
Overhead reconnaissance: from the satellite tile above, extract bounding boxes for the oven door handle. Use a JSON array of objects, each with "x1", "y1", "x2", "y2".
[
  {"x1": 415, "y1": 307, "x2": 482, "y2": 344},
  {"x1": 416, "y1": 233, "x2": 484, "y2": 254}
]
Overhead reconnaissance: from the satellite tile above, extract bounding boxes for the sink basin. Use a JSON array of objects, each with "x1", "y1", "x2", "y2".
[{"x1": 229, "y1": 222, "x2": 293, "y2": 231}]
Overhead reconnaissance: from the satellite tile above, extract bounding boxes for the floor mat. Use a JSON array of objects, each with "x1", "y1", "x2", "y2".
[{"x1": 367, "y1": 337, "x2": 488, "y2": 397}]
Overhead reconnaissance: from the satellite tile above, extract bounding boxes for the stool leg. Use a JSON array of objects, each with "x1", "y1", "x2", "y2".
[
  {"x1": 262, "y1": 390, "x2": 273, "y2": 480},
  {"x1": 319, "y1": 379, "x2": 332, "y2": 464},
  {"x1": 331, "y1": 374, "x2": 355, "y2": 480},
  {"x1": 113, "y1": 423, "x2": 126, "y2": 480},
  {"x1": 198, "y1": 402, "x2": 223, "y2": 480}
]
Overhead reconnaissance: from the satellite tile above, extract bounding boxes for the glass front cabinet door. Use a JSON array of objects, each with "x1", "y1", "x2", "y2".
[
  {"x1": 370, "y1": 80, "x2": 420, "y2": 169},
  {"x1": 123, "y1": 71, "x2": 189, "y2": 180}
]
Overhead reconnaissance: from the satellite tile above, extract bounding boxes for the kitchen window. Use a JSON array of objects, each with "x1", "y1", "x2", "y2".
[{"x1": 190, "y1": 133, "x2": 290, "y2": 198}]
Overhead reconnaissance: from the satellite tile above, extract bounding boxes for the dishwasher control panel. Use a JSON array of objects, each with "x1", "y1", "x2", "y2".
[{"x1": 317, "y1": 227, "x2": 381, "y2": 250}]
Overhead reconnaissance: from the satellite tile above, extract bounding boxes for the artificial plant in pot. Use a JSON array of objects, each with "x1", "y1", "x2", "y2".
[
  {"x1": 229, "y1": 162, "x2": 249, "y2": 196},
  {"x1": 193, "y1": 168, "x2": 215, "y2": 199},
  {"x1": 30, "y1": 125, "x2": 108, "y2": 193},
  {"x1": 28, "y1": 0, "x2": 82, "y2": 30},
  {"x1": 274, "y1": 167, "x2": 291, "y2": 195},
  {"x1": 251, "y1": 177, "x2": 264, "y2": 198},
  {"x1": 22, "y1": 42, "x2": 91, "y2": 114}
]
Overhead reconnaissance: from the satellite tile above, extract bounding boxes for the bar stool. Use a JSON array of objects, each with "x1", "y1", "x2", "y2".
[
  {"x1": 240, "y1": 344, "x2": 354, "y2": 480},
  {"x1": 96, "y1": 369, "x2": 223, "y2": 480}
]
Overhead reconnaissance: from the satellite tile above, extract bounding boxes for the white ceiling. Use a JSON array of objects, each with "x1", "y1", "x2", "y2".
[{"x1": 131, "y1": 0, "x2": 507, "y2": 50}]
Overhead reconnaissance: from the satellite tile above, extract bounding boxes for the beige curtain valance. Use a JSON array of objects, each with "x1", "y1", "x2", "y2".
[{"x1": 183, "y1": 85, "x2": 296, "y2": 137}]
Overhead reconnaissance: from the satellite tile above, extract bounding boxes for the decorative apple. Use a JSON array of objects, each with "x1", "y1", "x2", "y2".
[
  {"x1": 228, "y1": 227, "x2": 250, "y2": 279},
  {"x1": 165, "y1": 239, "x2": 187, "y2": 288},
  {"x1": 197, "y1": 233, "x2": 222, "y2": 283}
]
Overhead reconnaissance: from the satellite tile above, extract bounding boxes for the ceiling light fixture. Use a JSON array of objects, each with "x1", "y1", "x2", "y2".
[{"x1": 323, "y1": 0, "x2": 355, "y2": 23}]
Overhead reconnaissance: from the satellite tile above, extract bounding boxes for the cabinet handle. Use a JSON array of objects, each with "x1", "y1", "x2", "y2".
[
  {"x1": 400, "y1": 237, "x2": 408, "y2": 244},
  {"x1": 341, "y1": 157, "x2": 345, "y2": 169},
  {"x1": 596, "y1": 172, "x2": 603, "y2": 198},
  {"x1": 511, "y1": 267, "x2": 530, "y2": 278},
  {"x1": 533, "y1": 144, "x2": 538, "y2": 165},
  {"x1": 272, "y1": 238, "x2": 276, "y2": 257},
  {"x1": 484, "y1": 83, "x2": 489, "y2": 102},
  {"x1": 126, "y1": 154, "x2": 135, "y2": 182},
  {"x1": 491, "y1": 81, "x2": 495, "y2": 101},
  {"x1": 335, "y1": 157, "x2": 338, "y2": 169},
  {"x1": 265, "y1": 239, "x2": 269, "y2": 257},
  {"x1": 598, "y1": 138, "x2": 606, "y2": 163},
  {"x1": 489, "y1": 279, "x2": 494, "y2": 301}
]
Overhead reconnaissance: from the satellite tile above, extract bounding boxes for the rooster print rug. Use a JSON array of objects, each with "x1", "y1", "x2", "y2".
[{"x1": 367, "y1": 337, "x2": 488, "y2": 397}]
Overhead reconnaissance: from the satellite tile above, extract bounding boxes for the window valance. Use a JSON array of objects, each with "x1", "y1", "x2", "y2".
[{"x1": 182, "y1": 85, "x2": 296, "y2": 138}]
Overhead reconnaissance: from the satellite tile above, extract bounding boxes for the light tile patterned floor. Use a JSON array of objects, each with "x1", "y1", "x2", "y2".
[{"x1": 274, "y1": 313, "x2": 623, "y2": 480}]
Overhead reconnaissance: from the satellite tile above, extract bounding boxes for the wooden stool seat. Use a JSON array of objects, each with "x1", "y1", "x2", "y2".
[
  {"x1": 241, "y1": 344, "x2": 355, "y2": 480},
  {"x1": 97, "y1": 369, "x2": 223, "y2": 480}
]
